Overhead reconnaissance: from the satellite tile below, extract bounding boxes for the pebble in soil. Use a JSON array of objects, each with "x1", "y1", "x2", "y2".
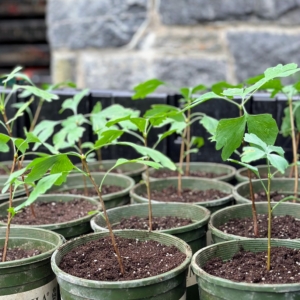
[
  {"x1": 112, "y1": 216, "x2": 193, "y2": 230},
  {"x1": 143, "y1": 186, "x2": 228, "y2": 203},
  {"x1": 204, "y1": 247, "x2": 300, "y2": 284},
  {"x1": 59, "y1": 236, "x2": 186, "y2": 281},
  {"x1": 218, "y1": 214, "x2": 300, "y2": 239},
  {"x1": 0, "y1": 247, "x2": 41, "y2": 261},
  {"x1": 51, "y1": 185, "x2": 122, "y2": 197},
  {"x1": 151, "y1": 170, "x2": 226, "y2": 179},
  {"x1": 0, "y1": 199, "x2": 97, "y2": 225}
]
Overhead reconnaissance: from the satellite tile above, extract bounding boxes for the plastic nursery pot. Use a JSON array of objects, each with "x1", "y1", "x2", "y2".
[
  {"x1": 50, "y1": 172, "x2": 135, "y2": 209},
  {"x1": 209, "y1": 202, "x2": 300, "y2": 244},
  {"x1": 130, "y1": 178, "x2": 234, "y2": 213},
  {"x1": 51, "y1": 230, "x2": 192, "y2": 300},
  {"x1": 0, "y1": 176, "x2": 32, "y2": 204},
  {"x1": 233, "y1": 178, "x2": 300, "y2": 204},
  {"x1": 0, "y1": 194, "x2": 101, "y2": 239},
  {"x1": 235, "y1": 164, "x2": 300, "y2": 182},
  {"x1": 191, "y1": 239, "x2": 300, "y2": 299},
  {"x1": 0, "y1": 226, "x2": 64, "y2": 298},
  {"x1": 76, "y1": 160, "x2": 146, "y2": 183},
  {"x1": 91, "y1": 203, "x2": 210, "y2": 300},
  {"x1": 143, "y1": 162, "x2": 236, "y2": 183}
]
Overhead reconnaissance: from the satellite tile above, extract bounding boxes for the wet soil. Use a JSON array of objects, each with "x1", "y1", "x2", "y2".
[
  {"x1": 218, "y1": 214, "x2": 300, "y2": 239},
  {"x1": 151, "y1": 170, "x2": 226, "y2": 179},
  {"x1": 59, "y1": 236, "x2": 186, "y2": 281},
  {"x1": 0, "y1": 247, "x2": 41, "y2": 261},
  {"x1": 0, "y1": 198, "x2": 98, "y2": 225},
  {"x1": 143, "y1": 186, "x2": 229, "y2": 203},
  {"x1": 112, "y1": 216, "x2": 193, "y2": 230},
  {"x1": 51, "y1": 185, "x2": 123, "y2": 197},
  {"x1": 204, "y1": 247, "x2": 300, "y2": 284},
  {"x1": 252, "y1": 191, "x2": 296, "y2": 202}
]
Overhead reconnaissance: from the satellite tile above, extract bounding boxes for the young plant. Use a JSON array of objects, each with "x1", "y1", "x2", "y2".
[{"x1": 229, "y1": 133, "x2": 289, "y2": 271}]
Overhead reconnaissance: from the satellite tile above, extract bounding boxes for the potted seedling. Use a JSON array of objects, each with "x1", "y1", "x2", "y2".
[{"x1": 190, "y1": 63, "x2": 300, "y2": 299}]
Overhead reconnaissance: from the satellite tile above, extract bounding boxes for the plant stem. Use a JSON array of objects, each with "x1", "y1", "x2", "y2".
[
  {"x1": 267, "y1": 162, "x2": 272, "y2": 272},
  {"x1": 78, "y1": 138, "x2": 88, "y2": 196},
  {"x1": 29, "y1": 99, "x2": 43, "y2": 132},
  {"x1": 82, "y1": 158, "x2": 124, "y2": 275},
  {"x1": 96, "y1": 148, "x2": 102, "y2": 162},
  {"x1": 248, "y1": 169, "x2": 258, "y2": 236},
  {"x1": 2, "y1": 155, "x2": 17, "y2": 262},
  {"x1": 178, "y1": 127, "x2": 187, "y2": 196},
  {"x1": 143, "y1": 136, "x2": 152, "y2": 231},
  {"x1": 185, "y1": 107, "x2": 191, "y2": 176},
  {"x1": 288, "y1": 99, "x2": 298, "y2": 202}
]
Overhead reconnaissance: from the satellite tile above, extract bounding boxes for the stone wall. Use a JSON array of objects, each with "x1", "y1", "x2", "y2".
[{"x1": 47, "y1": 0, "x2": 300, "y2": 91}]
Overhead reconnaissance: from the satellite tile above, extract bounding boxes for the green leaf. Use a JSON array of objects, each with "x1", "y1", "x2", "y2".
[
  {"x1": 268, "y1": 145, "x2": 285, "y2": 156},
  {"x1": 191, "y1": 136, "x2": 204, "y2": 148},
  {"x1": 13, "y1": 85, "x2": 59, "y2": 101},
  {"x1": 132, "y1": 79, "x2": 164, "y2": 99},
  {"x1": 215, "y1": 115, "x2": 246, "y2": 160},
  {"x1": 15, "y1": 174, "x2": 63, "y2": 212},
  {"x1": 157, "y1": 130, "x2": 177, "y2": 145},
  {"x1": 94, "y1": 130, "x2": 123, "y2": 149},
  {"x1": 144, "y1": 104, "x2": 179, "y2": 118},
  {"x1": 129, "y1": 117, "x2": 147, "y2": 133},
  {"x1": 0, "y1": 133, "x2": 10, "y2": 153},
  {"x1": 60, "y1": 88, "x2": 89, "y2": 114},
  {"x1": 1, "y1": 66, "x2": 23, "y2": 83},
  {"x1": 4, "y1": 167, "x2": 28, "y2": 186},
  {"x1": 222, "y1": 88, "x2": 244, "y2": 97},
  {"x1": 186, "y1": 92, "x2": 224, "y2": 110},
  {"x1": 14, "y1": 138, "x2": 29, "y2": 154},
  {"x1": 92, "y1": 101, "x2": 102, "y2": 114},
  {"x1": 113, "y1": 158, "x2": 162, "y2": 170},
  {"x1": 243, "y1": 133, "x2": 267, "y2": 151},
  {"x1": 6, "y1": 97, "x2": 34, "y2": 125},
  {"x1": 241, "y1": 146, "x2": 266, "y2": 163},
  {"x1": 211, "y1": 82, "x2": 243, "y2": 97},
  {"x1": 267, "y1": 154, "x2": 289, "y2": 174},
  {"x1": 192, "y1": 84, "x2": 207, "y2": 94},
  {"x1": 117, "y1": 142, "x2": 176, "y2": 170},
  {"x1": 200, "y1": 115, "x2": 219, "y2": 136},
  {"x1": 227, "y1": 159, "x2": 259, "y2": 177},
  {"x1": 280, "y1": 107, "x2": 291, "y2": 137},
  {"x1": 106, "y1": 115, "x2": 131, "y2": 128},
  {"x1": 246, "y1": 114, "x2": 278, "y2": 145}
]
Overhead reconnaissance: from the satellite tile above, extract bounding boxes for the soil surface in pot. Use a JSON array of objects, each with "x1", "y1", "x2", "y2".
[
  {"x1": 204, "y1": 246, "x2": 300, "y2": 284},
  {"x1": 143, "y1": 186, "x2": 229, "y2": 203},
  {"x1": 218, "y1": 214, "x2": 300, "y2": 239},
  {"x1": 241, "y1": 170, "x2": 299, "y2": 179},
  {"x1": 112, "y1": 216, "x2": 193, "y2": 230},
  {"x1": 0, "y1": 247, "x2": 41, "y2": 261},
  {"x1": 59, "y1": 236, "x2": 186, "y2": 281},
  {"x1": 51, "y1": 185, "x2": 123, "y2": 197},
  {"x1": 0, "y1": 198, "x2": 97, "y2": 225},
  {"x1": 251, "y1": 191, "x2": 297, "y2": 202},
  {"x1": 151, "y1": 170, "x2": 226, "y2": 179}
]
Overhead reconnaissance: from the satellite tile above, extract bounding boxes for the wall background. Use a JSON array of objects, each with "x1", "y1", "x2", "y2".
[{"x1": 47, "y1": 0, "x2": 300, "y2": 90}]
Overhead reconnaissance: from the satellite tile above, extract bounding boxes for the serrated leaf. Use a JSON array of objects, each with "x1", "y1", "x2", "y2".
[
  {"x1": 246, "y1": 114, "x2": 278, "y2": 145},
  {"x1": 244, "y1": 133, "x2": 267, "y2": 151},
  {"x1": 132, "y1": 79, "x2": 164, "y2": 99},
  {"x1": 241, "y1": 146, "x2": 266, "y2": 163},
  {"x1": 15, "y1": 173, "x2": 63, "y2": 212},
  {"x1": 215, "y1": 115, "x2": 246, "y2": 160},
  {"x1": 13, "y1": 85, "x2": 59, "y2": 101},
  {"x1": 267, "y1": 154, "x2": 289, "y2": 174},
  {"x1": 200, "y1": 115, "x2": 219, "y2": 136}
]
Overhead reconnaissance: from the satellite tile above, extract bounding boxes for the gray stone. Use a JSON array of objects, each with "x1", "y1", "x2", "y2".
[
  {"x1": 158, "y1": 0, "x2": 254, "y2": 25},
  {"x1": 47, "y1": 0, "x2": 148, "y2": 49},
  {"x1": 153, "y1": 57, "x2": 227, "y2": 88},
  {"x1": 52, "y1": 53, "x2": 77, "y2": 84},
  {"x1": 227, "y1": 31, "x2": 300, "y2": 82}
]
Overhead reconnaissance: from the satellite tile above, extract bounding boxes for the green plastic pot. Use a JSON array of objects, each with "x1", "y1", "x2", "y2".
[
  {"x1": 235, "y1": 164, "x2": 300, "y2": 182},
  {"x1": 143, "y1": 162, "x2": 236, "y2": 182},
  {"x1": 233, "y1": 178, "x2": 300, "y2": 204},
  {"x1": 0, "y1": 226, "x2": 64, "y2": 298},
  {"x1": 51, "y1": 230, "x2": 192, "y2": 300},
  {"x1": 91, "y1": 203, "x2": 210, "y2": 300},
  {"x1": 50, "y1": 172, "x2": 135, "y2": 209},
  {"x1": 209, "y1": 202, "x2": 300, "y2": 244},
  {"x1": 0, "y1": 176, "x2": 31, "y2": 204},
  {"x1": 191, "y1": 239, "x2": 300, "y2": 299},
  {"x1": 76, "y1": 160, "x2": 146, "y2": 183},
  {"x1": 131, "y1": 178, "x2": 234, "y2": 213},
  {"x1": 0, "y1": 194, "x2": 101, "y2": 239}
]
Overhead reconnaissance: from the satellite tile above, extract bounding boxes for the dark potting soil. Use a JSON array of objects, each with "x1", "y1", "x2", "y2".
[
  {"x1": 51, "y1": 185, "x2": 123, "y2": 197},
  {"x1": 151, "y1": 169, "x2": 226, "y2": 179},
  {"x1": 112, "y1": 216, "x2": 193, "y2": 230},
  {"x1": 252, "y1": 191, "x2": 296, "y2": 202},
  {"x1": 59, "y1": 236, "x2": 186, "y2": 281},
  {"x1": 0, "y1": 247, "x2": 41, "y2": 261},
  {"x1": 218, "y1": 214, "x2": 300, "y2": 239},
  {"x1": 143, "y1": 186, "x2": 229, "y2": 203},
  {"x1": 204, "y1": 247, "x2": 300, "y2": 284},
  {"x1": 0, "y1": 198, "x2": 97, "y2": 225},
  {"x1": 241, "y1": 170, "x2": 299, "y2": 179}
]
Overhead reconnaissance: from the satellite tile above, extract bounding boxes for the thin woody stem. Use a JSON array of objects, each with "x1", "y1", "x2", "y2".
[
  {"x1": 185, "y1": 108, "x2": 191, "y2": 176},
  {"x1": 247, "y1": 169, "x2": 258, "y2": 236},
  {"x1": 82, "y1": 158, "x2": 124, "y2": 275},
  {"x1": 78, "y1": 138, "x2": 88, "y2": 196},
  {"x1": 178, "y1": 127, "x2": 187, "y2": 196}
]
